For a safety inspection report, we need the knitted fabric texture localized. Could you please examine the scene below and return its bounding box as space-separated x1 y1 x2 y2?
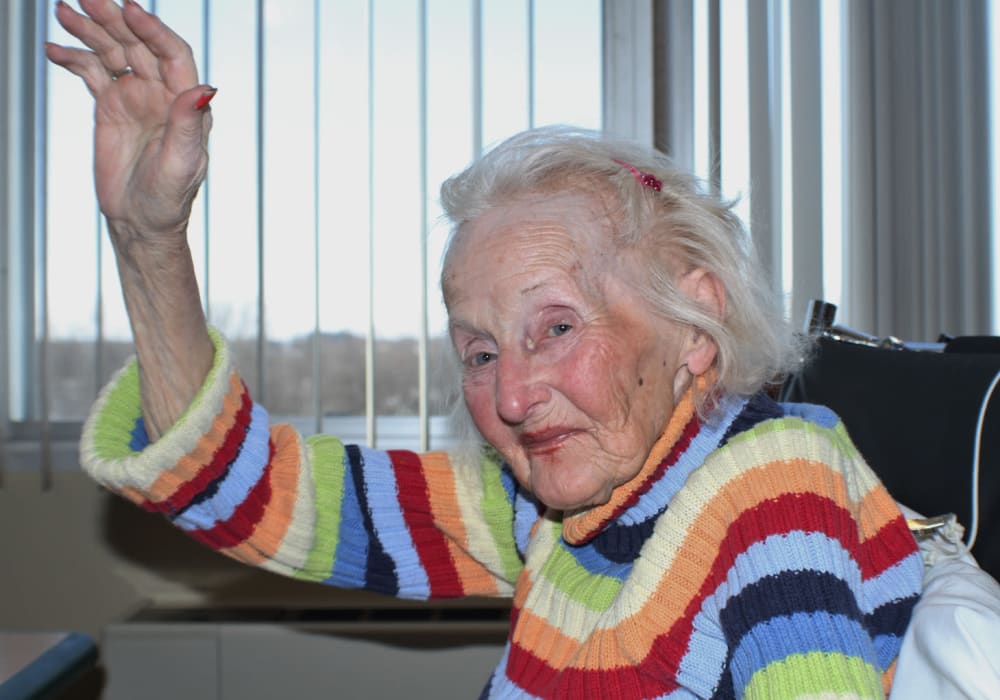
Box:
80 330 923 699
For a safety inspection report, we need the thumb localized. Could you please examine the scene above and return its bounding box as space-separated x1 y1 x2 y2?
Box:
160 85 217 173
163 85 217 157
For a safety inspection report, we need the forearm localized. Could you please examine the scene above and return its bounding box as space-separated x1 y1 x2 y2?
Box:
112 226 213 441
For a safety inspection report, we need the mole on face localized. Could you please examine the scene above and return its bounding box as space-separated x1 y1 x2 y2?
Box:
638 377 644 387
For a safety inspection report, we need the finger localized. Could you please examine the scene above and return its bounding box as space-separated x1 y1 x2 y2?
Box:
54 0 130 75
77 0 159 81
45 42 114 96
120 1 199 93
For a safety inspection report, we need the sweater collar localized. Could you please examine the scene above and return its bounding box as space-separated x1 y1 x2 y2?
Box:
561 383 701 546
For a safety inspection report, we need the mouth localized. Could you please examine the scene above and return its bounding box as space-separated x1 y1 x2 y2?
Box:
519 427 580 456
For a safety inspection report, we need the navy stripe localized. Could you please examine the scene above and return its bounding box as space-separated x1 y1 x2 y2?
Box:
720 392 785 447
710 664 736 700
591 517 658 563
864 594 919 639
346 444 400 596
718 570 863 644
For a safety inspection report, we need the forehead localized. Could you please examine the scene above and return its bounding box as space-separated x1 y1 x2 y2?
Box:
442 192 613 300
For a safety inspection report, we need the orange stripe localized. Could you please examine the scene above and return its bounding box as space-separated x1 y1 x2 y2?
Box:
515 458 899 670
883 658 897 695
143 373 245 503
117 486 146 506
422 452 501 596
222 423 302 565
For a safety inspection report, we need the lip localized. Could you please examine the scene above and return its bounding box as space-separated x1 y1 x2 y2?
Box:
519 427 580 455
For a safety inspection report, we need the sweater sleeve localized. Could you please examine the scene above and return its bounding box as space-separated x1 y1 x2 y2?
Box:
79 329 527 600
700 414 923 699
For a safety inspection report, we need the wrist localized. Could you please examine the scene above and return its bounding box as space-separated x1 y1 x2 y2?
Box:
106 220 190 270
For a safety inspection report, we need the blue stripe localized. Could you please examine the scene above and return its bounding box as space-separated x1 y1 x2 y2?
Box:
861 550 923 613
345 444 399 595
326 448 369 587
728 611 879 693
498 462 517 505
872 631 904 671
360 446 430 599
720 531 862 603
513 490 540 558
173 403 270 531
676 616 729 697
781 401 841 429
558 539 631 580
129 416 150 451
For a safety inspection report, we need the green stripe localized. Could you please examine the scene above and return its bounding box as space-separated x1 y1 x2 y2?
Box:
743 652 882 699
479 454 524 584
541 521 621 611
90 327 229 460
725 415 863 462
295 435 347 582
91 360 142 459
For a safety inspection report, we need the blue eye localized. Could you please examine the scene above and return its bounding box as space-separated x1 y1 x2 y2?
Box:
548 323 573 337
470 351 495 367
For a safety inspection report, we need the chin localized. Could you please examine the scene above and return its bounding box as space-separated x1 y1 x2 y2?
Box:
531 477 613 512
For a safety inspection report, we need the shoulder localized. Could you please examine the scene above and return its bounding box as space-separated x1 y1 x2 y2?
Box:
717 394 863 464
697 393 888 513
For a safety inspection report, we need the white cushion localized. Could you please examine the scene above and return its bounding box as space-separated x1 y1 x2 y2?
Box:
890 505 1000 699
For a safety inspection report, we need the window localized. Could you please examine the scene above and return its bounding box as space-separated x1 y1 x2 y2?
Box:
5 0 994 482
3 0 601 477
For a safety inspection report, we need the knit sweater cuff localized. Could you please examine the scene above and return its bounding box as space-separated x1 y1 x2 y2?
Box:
78 327 234 495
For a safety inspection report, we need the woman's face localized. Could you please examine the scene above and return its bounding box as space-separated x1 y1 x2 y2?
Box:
444 192 694 511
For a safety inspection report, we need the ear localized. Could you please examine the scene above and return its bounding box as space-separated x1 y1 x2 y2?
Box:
677 268 725 376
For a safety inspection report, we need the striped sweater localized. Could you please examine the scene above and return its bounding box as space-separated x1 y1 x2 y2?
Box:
80 331 923 699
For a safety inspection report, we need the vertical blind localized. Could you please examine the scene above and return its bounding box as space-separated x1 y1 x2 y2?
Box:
10 0 600 485
4 0 996 487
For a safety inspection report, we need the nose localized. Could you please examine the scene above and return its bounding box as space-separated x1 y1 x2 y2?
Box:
495 350 548 425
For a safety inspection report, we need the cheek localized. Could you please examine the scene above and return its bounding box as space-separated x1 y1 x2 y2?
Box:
462 379 504 441
558 342 633 417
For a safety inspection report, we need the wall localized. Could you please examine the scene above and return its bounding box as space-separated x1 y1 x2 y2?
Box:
1 470 508 698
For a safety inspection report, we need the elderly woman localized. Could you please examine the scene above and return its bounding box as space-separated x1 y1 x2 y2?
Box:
48 2 923 698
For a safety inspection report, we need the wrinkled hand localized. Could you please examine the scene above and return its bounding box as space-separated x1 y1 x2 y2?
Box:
45 0 215 248
46 1 216 438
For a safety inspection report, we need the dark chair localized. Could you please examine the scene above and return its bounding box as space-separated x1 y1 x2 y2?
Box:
780 301 1000 580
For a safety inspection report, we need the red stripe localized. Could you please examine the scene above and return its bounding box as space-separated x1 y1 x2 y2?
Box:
186 439 276 550
142 383 253 515
389 449 464 598
504 491 916 696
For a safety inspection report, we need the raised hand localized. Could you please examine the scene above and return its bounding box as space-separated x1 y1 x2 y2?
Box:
45 0 216 246
45 0 217 438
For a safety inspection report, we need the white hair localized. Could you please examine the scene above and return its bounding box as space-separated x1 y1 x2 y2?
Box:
439 125 807 416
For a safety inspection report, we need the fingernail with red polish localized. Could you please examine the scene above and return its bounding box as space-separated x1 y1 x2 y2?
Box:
195 88 218 111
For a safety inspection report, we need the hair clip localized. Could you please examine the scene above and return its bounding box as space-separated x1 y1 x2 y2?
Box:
613 158 662 192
